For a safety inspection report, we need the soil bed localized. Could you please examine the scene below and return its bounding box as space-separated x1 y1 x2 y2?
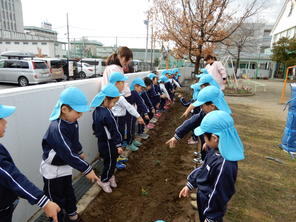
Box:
82 100 198 222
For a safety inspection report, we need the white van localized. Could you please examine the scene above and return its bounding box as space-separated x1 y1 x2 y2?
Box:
0 59 52 86
80 58 106 76
35 58 64 81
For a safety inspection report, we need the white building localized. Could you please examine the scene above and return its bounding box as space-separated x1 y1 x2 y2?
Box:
0 0 24 32
271 0 296 47
0 22 67 57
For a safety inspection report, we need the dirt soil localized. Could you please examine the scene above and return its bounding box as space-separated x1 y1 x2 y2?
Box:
82 80 296 222
82 95 199 222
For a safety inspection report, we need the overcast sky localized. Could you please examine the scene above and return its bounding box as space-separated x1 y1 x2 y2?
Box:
22 0 284 48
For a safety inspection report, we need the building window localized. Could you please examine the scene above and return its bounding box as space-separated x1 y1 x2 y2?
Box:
32 42 38 45
41 42 47 45
14 42 19 44
5 42 11 44
23 42 28 45
0 42 2 44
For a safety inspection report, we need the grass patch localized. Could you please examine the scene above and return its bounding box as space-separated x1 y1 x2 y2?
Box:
225 104 296 222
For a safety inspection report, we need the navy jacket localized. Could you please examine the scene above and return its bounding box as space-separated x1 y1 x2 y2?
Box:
0 144 49 211
41 119 92 176
154 84 162 95
165 81 174 94
126 90 149 115
147 85 161 108
92 106 122 148
187 148 238 221
141 90 154 111
174 111 206 140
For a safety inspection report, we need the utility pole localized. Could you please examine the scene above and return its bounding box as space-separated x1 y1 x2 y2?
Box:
144 19 149 63
150 25 154 70
66 13 70 59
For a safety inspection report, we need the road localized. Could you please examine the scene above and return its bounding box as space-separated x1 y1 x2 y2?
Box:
0 83 18 90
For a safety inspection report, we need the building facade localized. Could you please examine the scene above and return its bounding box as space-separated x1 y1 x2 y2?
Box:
271 0 296 46
0 0 24 32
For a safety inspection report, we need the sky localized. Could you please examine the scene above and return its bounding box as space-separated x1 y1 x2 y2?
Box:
21 0 284 49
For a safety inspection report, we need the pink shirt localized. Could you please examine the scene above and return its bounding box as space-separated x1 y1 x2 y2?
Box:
101 64 131 96
205 61 227 90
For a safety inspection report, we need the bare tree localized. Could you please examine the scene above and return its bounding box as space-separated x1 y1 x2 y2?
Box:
150 0 263 73
222 22 257 76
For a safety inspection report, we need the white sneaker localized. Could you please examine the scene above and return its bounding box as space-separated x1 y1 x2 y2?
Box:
97 180 112 193
109 175 117 188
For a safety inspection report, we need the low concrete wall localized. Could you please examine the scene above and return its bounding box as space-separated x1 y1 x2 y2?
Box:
0 67 193 222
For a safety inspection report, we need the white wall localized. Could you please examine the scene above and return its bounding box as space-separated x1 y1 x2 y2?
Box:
0 67 192 222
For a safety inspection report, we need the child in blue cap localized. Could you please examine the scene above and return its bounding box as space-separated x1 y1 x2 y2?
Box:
146 73 161 112
126 78 150 140
0 105 61 222
166 86 232 161
181 74 224 118
179 110 244 222
40 87 99 222
142 77 157 129
158 76 172 111
109 72 145 154
90 84 124 193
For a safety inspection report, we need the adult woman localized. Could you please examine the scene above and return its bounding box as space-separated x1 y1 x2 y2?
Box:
204 55 227 90
102 46 133 87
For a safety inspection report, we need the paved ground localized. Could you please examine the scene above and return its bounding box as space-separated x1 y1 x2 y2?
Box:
226 79 291 121
0 83 17 90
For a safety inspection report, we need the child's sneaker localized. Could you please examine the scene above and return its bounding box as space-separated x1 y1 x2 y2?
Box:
117 156 128 163
109 175 117 188
193 158 204 165
116 162 126 169
97 180 112 193
155 113 162 117
138 133 149 140
65 214 85 222
150 118 158 123
126 143 139 151
190 200 197 210
122 141 128 147
147 123 155 129
188 140 198 145
132 140 142 147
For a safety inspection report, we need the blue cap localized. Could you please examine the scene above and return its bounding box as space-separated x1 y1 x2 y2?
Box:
90 84 121 108
172 68 179 74
200 68 208 74
49 87 90 121
161 70 170 76
196 74 220 89
192 86 232 114
195 73 206 79
158 75 169 83
109 72 128 84
130 78 146 90
147 73 157 80
194 110 244 161
0 104 16 118
190 83 200 100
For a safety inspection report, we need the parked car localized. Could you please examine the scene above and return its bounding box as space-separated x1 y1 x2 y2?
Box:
77 62 96 78
0 59 52 86
80 58 106 76
35 58 64 82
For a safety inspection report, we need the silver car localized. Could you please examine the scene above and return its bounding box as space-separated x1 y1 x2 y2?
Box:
0 59 52 87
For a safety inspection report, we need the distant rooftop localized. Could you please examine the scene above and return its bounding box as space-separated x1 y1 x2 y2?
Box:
71 40 103 46
24 26 58 34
